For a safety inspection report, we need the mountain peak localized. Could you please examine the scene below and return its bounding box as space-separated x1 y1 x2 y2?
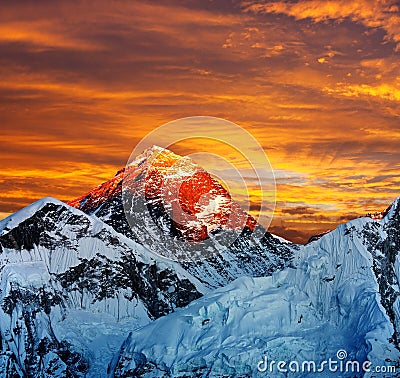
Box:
380 196 400 222
129 145 178 165
0 197 68 234
68 147 257 243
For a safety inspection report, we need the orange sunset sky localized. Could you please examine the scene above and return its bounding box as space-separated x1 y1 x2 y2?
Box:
1 0 400 243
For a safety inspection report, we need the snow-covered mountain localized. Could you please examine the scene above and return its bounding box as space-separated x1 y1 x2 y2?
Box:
68 146 294 288
68 146 258 243
0 146 293 377
0 145 399 377
0 198 205 376
109 198 400 377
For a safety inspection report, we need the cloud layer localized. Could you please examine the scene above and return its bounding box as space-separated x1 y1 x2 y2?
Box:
1 0 399 242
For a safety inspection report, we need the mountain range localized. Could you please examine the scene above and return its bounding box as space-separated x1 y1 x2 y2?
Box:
0 146 398 377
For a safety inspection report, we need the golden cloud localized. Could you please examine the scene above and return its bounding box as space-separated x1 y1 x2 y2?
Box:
243 0 400 50
324 82 400 102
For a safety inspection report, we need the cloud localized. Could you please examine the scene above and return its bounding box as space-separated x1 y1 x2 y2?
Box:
324 82 400 102
242 0 400 50
0 21 103 51
281 206 317 215
268 223 311 244
366 174 400 184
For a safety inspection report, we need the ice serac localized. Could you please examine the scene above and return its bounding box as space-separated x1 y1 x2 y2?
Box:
110 198 400 377
0 198 203 377
68 145 294 288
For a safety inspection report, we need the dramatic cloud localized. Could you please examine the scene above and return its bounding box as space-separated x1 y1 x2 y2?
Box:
242 0 400 50
0 0 399 242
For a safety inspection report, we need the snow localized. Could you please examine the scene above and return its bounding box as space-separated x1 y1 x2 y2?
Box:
269 233 292 244
1 261 50 290
54 309 146 377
